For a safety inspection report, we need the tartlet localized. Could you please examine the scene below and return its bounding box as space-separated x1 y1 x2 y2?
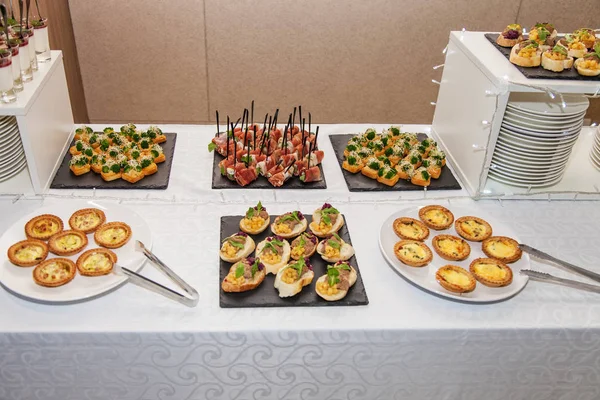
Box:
7 239 49 267
393 240 433 267
436 265 476 293
68 208 106 234
482 236 522 263
76 248 118 276
48 230 89 256
454 216 493 242
33 258 77 287
393 217 429 241
418 205 454 230
24 214 64 241
94 222 132 249
432 234 471 261
469 258 513 287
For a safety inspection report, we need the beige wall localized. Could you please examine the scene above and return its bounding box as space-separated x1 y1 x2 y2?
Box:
69 0 599 124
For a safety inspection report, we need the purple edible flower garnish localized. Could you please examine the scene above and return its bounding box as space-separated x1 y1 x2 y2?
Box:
236 231 248 237
297 211 305 220
304 258 313 270
321 203 333 210
504 29 520 39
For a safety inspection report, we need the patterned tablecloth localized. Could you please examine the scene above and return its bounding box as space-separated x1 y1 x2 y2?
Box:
0 125 599 400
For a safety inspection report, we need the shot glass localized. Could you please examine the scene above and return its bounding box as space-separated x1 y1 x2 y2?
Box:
0 49 17 103
19 26 38 72
33 18 50 63
8 41 23 92
10 31 33 82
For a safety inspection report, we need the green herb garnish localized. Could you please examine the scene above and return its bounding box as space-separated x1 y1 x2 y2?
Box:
421 170 430 180
235 264 245 278
321 206 339 225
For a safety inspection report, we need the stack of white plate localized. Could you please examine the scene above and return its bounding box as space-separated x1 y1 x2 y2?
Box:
590 126 600 171
489 93 589 188
0 116 27 182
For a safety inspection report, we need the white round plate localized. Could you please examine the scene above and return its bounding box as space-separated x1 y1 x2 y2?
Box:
497 132 579 149
0 124 19 139
0 201 153 304
488 171 564 188
495 141 573 158
0 142 25 163
379 206 529 303
0 150 25 173
500 124 583 140
507 93 589 116
0 158 26 182
496 136 577 154
492 149 570 168
504 108 586 124
490 163 566 179
503 115 584 131
490 166 564 182
502 118 583 134
499 127 580 142
0 128 22 148
0 118 17 131
590 154 600 171
491 154 569 171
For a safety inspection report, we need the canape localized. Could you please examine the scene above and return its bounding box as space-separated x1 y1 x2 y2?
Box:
68 208 106 234
393 217 429 241
256 236 291 275
94 222 132 249
270 211 308 238
454 216 493 242
7 239 48 267
148 126 167 144
574 52 600 77
290 232 319 260
376 165 400 186
315 261 358 301
25 214 64 241
496 24 523 47
541 45 574 72
573 28 596 49
239 201 270 234
316 232 354 263
101 159 122 181
150 144 166 163
76 248 118 276
309 203 344 238
411 167 431 187
74 125 93 141
510 41 542 67
69 154 90 176
122 160 145 183
393 240 432 267
33 258 77 287
396 160 415 180
274 257 314 298
140 155 158 176
482 236 522 263
48 230 88 256
418 205 454 230
361 156 382 179
432 234 471 261
220 231 255 263
222 257 266 293
342 151 363 173
436 265 476 294
422 159 442 179
469 258 513 287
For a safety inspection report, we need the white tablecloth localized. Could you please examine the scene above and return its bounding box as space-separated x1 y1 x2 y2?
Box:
1 125 599 400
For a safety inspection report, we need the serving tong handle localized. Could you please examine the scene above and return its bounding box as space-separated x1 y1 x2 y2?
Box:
520 270 600 294
519 244 600 284
117 241 199 307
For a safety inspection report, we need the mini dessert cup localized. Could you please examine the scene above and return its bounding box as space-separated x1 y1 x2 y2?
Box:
8 41 23 92
18 26 38 72
10 31 33 82
0 49 17 103
32 18 50 62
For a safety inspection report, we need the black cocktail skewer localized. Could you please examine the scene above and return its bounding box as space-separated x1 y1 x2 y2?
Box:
300 118 306 158
244 127 249 167
314 126 320 150
232 122 237 167
292 106 296 130
233 117 241 130
251 100 254 129
226 115 230 158
215 110 220 137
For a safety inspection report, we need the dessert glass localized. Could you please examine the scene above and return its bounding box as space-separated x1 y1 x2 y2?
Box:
33 18 50 62
10 31 33 82
8 41 23 92
0 50 17 103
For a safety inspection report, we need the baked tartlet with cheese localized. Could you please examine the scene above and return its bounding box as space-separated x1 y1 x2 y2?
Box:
48 230 88 256
76 248 118 276
33 258 77 287
393 217 429 241
482 236 522 263
436 265 476 293
68 208 106 234
25 214 64 241
393 240 433 267
418 205 454 230
94 222 132 249
432 234 471 261
7 239 49 267
454 216 493 242
469 258 513 287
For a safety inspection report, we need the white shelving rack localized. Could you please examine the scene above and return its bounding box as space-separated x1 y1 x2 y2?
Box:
0 51 74 195
432 31 600 200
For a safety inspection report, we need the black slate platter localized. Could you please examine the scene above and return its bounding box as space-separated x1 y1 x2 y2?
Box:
484 33 599 81
50 133 177 190
330 133 461 192
219 214 368 308
211 155 327 189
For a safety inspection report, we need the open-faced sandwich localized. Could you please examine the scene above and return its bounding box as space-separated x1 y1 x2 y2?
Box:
219 231 256 263
558 37 588 59
274 257 314 298
309 203 344 238
435 265 476 294
316 261 358 301
496 24 523 47
574 47 600 77
510 40 542 67
221 257 266 293
256 236 291 274
270 211 308 239
240 202 270 234
316 232 354 263
573 28 596 49
290 232 319 260
528 23 557 50
541 45 574 72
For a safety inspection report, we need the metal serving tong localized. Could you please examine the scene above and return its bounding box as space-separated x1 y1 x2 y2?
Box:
519 244 600 294
115 241 199 307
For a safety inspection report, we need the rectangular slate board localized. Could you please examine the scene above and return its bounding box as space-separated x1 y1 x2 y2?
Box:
50 132 177 190
212 155 327 189
219 214 368 308
330 133 462 192
484 33 599 81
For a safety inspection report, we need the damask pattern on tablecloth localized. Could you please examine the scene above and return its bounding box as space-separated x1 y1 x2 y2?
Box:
1 330 599 400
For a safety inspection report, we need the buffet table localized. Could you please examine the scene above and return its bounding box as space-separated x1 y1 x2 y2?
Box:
1 125 599 400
